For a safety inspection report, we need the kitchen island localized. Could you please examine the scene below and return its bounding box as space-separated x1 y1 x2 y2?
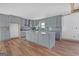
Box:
26 30 55 48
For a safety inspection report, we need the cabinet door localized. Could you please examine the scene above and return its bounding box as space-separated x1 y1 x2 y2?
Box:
0 31 9 41
0 15 9 27
55 32 61 39
38 32 50 48
32 32 38 44
26 31 39 44
49 32 55 48
26 31 29 40
0 27 10 41
56 16 61 29
30 32 35 42
26 31 32 41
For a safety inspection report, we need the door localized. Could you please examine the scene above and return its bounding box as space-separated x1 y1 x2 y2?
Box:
9 23 20 38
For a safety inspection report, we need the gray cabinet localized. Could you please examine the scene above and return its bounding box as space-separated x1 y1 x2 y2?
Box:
49 32 55 48
47 17 57 28
30 31 35 42
0 14 25 41
0 14 9 27
1 31 10 41
56 16 61 28
0 14 10 41
32 20 39 27
38 32 55 48
26 31 39 44
39 16 57 30
39 15 62 40
26 31 55 48
38 32 50 48
0 27 10 41
32 32 38 43
25 15 62 48
9 15 21 24
26 31 31 41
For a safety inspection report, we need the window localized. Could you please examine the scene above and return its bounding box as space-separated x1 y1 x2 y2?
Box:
41 22 45 28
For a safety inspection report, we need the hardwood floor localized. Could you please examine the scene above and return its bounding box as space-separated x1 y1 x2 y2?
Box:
0 38 79 56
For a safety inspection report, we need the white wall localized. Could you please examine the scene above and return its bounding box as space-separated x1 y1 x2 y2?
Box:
0 3 71 19
62 12 79 41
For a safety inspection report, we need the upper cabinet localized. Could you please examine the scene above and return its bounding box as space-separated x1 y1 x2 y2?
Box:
39 15 62 32
38 15 62 40
24 19 35 27
0 14 9 27
9 15 22 24
0 14 25 27
8 15 26 27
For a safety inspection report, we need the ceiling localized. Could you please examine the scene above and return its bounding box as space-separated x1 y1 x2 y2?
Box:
0 3 71 20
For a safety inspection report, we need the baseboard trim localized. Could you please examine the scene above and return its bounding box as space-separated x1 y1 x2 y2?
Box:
61 38 79 43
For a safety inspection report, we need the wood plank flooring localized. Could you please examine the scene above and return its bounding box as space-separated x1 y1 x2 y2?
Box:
0 38 79 56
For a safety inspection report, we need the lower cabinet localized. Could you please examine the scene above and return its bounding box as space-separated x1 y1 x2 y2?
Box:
38 32 50 48
26 31 32 41
38 32 55 48
55 32 61 40
26 31 38 43
49 32 55 48
26 31 55 48
0 31 10 41
32 32 38 44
